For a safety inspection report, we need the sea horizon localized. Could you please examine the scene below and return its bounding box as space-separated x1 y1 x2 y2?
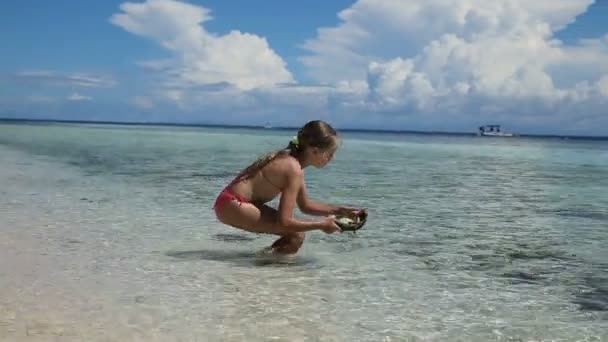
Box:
2 117 608 141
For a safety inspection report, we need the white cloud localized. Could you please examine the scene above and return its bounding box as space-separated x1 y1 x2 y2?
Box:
290 0 608 134
299 0 595 83
67 93 92 101
14 70 115 88
94 0 608 135
110 0 294 90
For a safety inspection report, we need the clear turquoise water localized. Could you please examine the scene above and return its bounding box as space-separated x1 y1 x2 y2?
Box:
1 122 607 341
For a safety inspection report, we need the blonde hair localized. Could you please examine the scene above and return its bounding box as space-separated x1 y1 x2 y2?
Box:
230 120 338 185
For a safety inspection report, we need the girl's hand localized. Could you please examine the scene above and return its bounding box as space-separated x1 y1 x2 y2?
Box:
320 216 341 234
336 206 364 219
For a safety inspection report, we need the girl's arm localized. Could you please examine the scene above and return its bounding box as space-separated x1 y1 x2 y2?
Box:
277 166 333 232
296 180 355 217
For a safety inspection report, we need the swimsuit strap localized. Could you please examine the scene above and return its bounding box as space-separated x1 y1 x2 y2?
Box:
260 170 282 191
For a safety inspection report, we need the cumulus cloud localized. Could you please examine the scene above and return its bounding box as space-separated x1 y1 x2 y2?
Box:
97 0 608 135
299 0 596 82
292 0 608 134
110 0 294 90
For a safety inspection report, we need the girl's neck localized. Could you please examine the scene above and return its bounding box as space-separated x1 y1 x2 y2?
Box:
291 151 312 169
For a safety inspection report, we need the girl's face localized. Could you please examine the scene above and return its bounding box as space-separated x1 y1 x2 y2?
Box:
310 143 337 168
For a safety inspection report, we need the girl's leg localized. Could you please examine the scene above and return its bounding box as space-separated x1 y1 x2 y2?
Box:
270 233 305 254
214 200 305 254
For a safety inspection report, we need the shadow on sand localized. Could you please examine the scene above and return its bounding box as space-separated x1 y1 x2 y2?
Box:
211 233 259 242
165 248 317 268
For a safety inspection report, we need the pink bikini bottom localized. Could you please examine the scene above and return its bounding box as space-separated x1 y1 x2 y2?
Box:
213 188 250 212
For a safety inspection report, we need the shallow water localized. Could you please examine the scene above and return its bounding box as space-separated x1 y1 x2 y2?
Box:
1 122 607 341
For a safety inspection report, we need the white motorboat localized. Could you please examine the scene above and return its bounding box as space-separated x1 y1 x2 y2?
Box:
477 125 516 137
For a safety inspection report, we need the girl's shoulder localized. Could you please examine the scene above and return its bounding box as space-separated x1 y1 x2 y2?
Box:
266 154 302 176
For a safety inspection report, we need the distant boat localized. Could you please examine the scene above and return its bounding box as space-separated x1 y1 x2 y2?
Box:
477 124 517 137
263 121 272 129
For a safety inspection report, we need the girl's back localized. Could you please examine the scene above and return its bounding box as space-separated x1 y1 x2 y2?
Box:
229 154 298 204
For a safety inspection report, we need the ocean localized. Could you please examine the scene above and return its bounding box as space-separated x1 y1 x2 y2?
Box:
1 121 607 341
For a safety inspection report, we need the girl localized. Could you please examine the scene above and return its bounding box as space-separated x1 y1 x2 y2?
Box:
213 120 363 255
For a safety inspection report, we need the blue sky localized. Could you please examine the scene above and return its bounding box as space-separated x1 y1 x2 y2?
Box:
1 0 607 135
